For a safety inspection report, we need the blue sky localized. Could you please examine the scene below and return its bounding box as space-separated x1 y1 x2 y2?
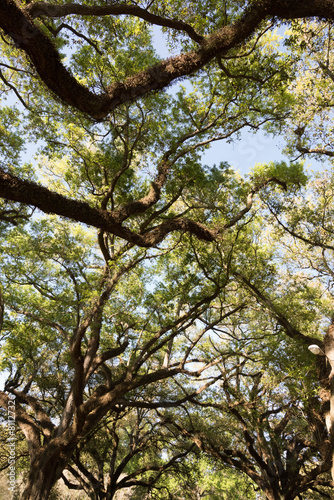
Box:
152 25 324 176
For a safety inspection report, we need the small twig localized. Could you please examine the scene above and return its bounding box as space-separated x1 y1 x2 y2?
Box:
0 62 34 76
47 23 103 55
0 69 32 110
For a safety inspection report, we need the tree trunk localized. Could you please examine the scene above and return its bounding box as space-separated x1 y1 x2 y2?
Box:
263 487 288 500
20 449 68 500
324 321 334 482
266 495 286 500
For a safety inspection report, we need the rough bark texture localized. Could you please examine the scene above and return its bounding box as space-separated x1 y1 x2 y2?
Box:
0 0 334 119
1 1 334 498
0 168 217 246
21 450 68 500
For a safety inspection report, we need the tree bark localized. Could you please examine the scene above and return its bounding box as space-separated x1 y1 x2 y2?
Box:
21 448 69 500
323 320 334 482
1 0 334 119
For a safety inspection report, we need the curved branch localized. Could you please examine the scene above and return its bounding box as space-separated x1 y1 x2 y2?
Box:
0 391 41 457
112 159 171 223
0 168 290 248
0 167 217 246
2 0 333 118
223 177 287 230
47 23 103 55
268 206 334 251
25 2 204 44
12 391 54 440
0 68 31 110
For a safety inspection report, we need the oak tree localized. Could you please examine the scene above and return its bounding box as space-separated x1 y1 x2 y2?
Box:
1 1 334 499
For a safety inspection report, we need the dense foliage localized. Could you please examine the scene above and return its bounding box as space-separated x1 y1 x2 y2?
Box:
1 1 334 499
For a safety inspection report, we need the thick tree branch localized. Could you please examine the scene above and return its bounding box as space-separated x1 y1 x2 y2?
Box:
12 391 54 441
0 168 217 246
0 391 41 458
0 168 289 249
297 145 334 157
2 0 334 118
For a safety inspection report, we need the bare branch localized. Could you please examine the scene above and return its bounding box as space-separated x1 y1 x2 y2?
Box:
25 2 204 44
47 23 103 55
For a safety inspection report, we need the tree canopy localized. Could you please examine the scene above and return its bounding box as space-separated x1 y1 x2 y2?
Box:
1 1 334 499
